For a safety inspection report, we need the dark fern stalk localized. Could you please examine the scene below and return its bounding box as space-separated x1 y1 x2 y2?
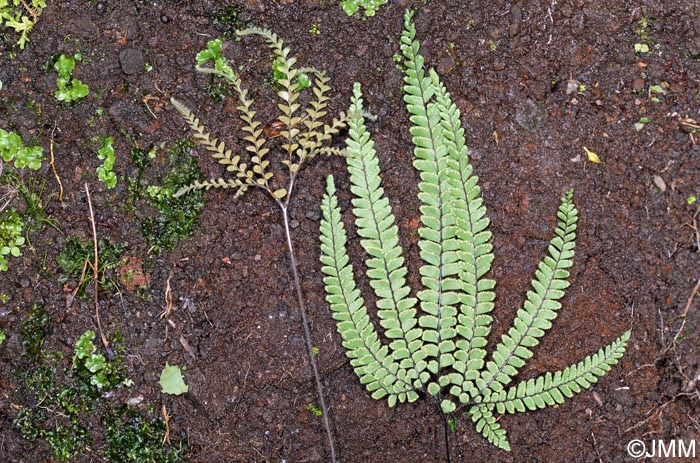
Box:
320 10 630 460
171 29 346 462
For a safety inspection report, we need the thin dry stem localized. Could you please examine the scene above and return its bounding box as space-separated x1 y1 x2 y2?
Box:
84 183 114 359
281 205 337 463
624 392 696 434
49 123 63 202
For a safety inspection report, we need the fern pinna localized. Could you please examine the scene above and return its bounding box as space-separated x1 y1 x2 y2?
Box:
320 10 630 457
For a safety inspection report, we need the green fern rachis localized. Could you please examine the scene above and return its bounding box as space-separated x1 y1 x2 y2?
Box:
320 10 630 453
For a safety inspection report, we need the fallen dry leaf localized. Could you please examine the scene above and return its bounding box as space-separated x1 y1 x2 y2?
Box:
583 146 603 164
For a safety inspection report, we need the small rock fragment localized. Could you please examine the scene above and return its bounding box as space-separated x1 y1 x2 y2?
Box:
566 80 580 95
509 2 522 37
631 78 645 93
437 55 455 75
653 175 666 192
119 48 145 76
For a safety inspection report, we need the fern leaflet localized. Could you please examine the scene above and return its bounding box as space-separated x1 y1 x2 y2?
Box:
320 176 420 405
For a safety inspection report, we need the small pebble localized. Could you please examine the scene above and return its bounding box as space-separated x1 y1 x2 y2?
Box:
119 48 144 76
437 55 455 75
631 78 645 92
305 210 320 221
653 175 666 192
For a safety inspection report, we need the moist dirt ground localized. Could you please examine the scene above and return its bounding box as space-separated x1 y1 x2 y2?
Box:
1 1 700 462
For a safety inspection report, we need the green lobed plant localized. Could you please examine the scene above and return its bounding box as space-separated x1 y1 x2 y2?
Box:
126 139 206 253
54 53 89 103
0 206 24 271
14 315 183 462
103 405 186 463
74 330 133 389
319 10 630 459
96 136 117 188
0 127 43 170
171 29 347 462
56 236 124 297
0 0 45 48
340 0 388 17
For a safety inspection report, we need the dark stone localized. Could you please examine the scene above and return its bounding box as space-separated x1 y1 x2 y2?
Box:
437 55 455 75
108 99 158 134
11 108 38 130
631 78 645 93
119 48 145 76
67 16 98 40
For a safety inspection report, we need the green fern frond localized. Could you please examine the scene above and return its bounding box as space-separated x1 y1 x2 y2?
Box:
401 9 462 409
230 78 273 188
477 189 578 395
322 8 629 455
470 404 510 451
173 27 348 463
171 98 243 171
344 83 423 374
486 330 630 414
320 176 419 406
237 27 303 162
173 178 249 199
430 69 496 401
298 73 348 162
173 30 346 205
304 73 331 133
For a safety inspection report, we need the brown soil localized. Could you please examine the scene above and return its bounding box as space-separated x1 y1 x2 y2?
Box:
1 1 699 462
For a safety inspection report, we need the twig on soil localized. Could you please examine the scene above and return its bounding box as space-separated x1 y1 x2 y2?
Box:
159 271 197 359
624 392 695 434
670 205 700 346
162 405 171 445
678 116 698 145
672 278 700 344
179 334 196 360
0 185 19 214
85 183 114 359
160 271 174 320
49 123 63 202
591 431 603 463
